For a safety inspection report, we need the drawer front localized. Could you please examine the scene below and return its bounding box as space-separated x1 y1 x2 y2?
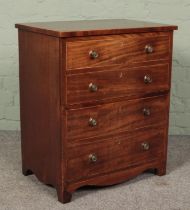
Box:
67 126 165 181
66 95 168 141
66 64 170 105
66 32 170 70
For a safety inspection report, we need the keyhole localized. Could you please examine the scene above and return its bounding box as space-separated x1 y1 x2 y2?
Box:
119 72 123 78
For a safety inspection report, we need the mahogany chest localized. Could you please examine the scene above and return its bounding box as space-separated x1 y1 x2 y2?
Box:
15 19 177 203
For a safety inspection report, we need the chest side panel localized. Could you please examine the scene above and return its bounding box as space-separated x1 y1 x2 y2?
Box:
19 30 61 187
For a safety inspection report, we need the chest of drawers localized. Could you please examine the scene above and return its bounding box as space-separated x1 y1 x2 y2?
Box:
15 19 177 203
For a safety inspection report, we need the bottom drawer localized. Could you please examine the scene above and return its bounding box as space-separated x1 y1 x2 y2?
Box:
66 126 166 182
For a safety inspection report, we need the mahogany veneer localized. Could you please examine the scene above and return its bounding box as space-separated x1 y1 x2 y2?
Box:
15 19 177 203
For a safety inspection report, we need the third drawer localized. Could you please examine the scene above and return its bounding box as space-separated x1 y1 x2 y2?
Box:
65 94 169 141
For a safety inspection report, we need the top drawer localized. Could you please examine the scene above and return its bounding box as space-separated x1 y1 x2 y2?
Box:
66 32 170 70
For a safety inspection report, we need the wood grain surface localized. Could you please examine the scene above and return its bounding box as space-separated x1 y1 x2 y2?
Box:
15 19 177 37
66 95 169 141
66 64 170 105
66 126 165 182
66 32 170 69
18 30 62 190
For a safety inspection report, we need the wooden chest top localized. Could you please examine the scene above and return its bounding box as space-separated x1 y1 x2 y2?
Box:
15 19 177 37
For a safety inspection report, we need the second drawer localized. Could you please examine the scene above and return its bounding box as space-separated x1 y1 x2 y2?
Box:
66 64 170 105
65 95 169 141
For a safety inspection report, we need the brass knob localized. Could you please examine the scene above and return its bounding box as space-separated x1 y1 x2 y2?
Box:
89 83 98 92
144 75 152 84
145 44 154 53
89 50 99 59
143 108 151 116
141 142 150 151
89 153 97 163
88 117 97 127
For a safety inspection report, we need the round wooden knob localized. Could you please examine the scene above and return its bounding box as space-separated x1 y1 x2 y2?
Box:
88 117 97 127
89 50 99 59
145 44 154 53
89 154 97 163
143 108 151 116
89 83 98 92
141 142 150 151
144 75 152 84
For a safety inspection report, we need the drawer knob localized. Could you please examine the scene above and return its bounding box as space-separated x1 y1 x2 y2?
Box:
89 83 98 92
145 44 154 53
144 75 152 84
89 153 97 163
89 117 97 127
141 142 150 151
89 50 99 59
143 108 151 116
